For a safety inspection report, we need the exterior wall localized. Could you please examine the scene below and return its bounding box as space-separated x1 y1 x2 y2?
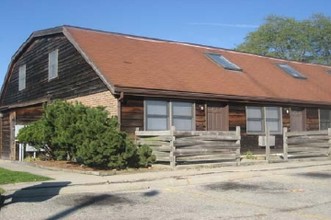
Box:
195 102 206 131
16 105 43 125
306 108 319 131
67 91 118 117
120 97 144 134
1 112 10 159
1 33 108 107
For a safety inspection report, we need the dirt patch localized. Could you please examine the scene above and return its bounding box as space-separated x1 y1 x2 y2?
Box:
29 160 161 176
32 160 98 172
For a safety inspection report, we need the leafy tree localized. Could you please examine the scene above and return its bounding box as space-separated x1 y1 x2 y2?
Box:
17 100 155 169
236 14 331 65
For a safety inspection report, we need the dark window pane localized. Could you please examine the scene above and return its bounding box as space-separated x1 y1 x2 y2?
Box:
277 64 306 79
206 53 242 71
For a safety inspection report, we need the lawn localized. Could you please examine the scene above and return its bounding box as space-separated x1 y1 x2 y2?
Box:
0 167 51 185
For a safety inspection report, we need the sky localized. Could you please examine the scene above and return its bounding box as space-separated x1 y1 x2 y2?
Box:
1 0 331 86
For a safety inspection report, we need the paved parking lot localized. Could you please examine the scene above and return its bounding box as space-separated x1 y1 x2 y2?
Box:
1 160 331 219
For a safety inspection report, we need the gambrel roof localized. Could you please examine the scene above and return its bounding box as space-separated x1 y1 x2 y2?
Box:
2 25 331 106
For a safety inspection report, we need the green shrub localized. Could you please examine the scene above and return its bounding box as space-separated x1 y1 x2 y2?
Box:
244 150 256 160
17 100 155 169
137 144 156 167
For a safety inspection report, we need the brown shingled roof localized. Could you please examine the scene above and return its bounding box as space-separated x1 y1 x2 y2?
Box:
64 26 331 105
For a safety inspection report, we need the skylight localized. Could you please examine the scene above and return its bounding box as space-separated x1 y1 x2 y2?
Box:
206 53 242 71
277 64 306 79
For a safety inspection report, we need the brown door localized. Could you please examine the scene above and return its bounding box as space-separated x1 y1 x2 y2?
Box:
207 103 229 131
290 108 306 131
1 113 10 159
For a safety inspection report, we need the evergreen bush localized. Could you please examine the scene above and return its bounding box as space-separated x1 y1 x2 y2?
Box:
17 100 155 169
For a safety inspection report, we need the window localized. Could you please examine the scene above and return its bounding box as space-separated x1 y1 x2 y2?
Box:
48 49 58 80
320 109 331 130
172 102 194 131
277 64 306 79
247 107 263 133
18 64 26 91
246 106 281 134
206 53 242 71
327 70 331 75
146 100 168 130
145 100 194 131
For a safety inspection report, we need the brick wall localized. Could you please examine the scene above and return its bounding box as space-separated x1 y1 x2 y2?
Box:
67 91 118 117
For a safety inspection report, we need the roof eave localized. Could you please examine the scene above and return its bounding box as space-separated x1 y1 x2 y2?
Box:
114 86 331 107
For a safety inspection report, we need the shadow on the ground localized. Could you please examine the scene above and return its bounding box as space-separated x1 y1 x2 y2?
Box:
0 181 71 208
297 172 331 179
46 189 160 219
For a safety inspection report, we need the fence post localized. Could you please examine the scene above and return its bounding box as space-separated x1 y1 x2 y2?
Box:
135 127 139 145
265 127 270 162
170 126 176 169
283 127 288 161
235 126 241 165
328 128 331 159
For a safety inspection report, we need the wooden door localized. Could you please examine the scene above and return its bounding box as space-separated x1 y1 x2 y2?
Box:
1 113 10 159
290 108 306 131
207 103 229 131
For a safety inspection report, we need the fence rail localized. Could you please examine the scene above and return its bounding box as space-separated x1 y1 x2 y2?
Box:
283 127 331 160
135 126 241 168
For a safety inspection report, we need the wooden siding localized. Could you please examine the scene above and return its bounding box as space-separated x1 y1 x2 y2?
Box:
282 108 291 129
195 102 206 131
229 104 246 132
16 105 43 124
1 34 108 106
120 97 144 134
1 113 10 159
306 108 319 131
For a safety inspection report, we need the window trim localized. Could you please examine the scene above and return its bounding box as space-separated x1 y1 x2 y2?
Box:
246 106 282 135
18 64 26 91
48 49 59 81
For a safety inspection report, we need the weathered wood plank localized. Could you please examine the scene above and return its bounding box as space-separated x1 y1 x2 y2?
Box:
174 140 240 148
174 131 236 137
287 130 328 137
177 154 237 162
135 130 172 136
174 148 237 156
176 135 239 141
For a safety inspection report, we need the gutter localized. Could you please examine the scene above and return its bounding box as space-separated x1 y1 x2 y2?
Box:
114 86 331 108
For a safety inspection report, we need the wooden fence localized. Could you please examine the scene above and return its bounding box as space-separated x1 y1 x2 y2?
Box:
283 127 331 160
135 126 241 168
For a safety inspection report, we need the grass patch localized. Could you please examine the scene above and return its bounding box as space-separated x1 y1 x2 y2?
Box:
0 167 51 185
0 187 4 195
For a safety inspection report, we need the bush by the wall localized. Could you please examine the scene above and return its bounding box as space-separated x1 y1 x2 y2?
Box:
17 100 155 169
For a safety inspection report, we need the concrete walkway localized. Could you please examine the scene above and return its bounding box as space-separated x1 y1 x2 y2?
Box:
1 159 331 196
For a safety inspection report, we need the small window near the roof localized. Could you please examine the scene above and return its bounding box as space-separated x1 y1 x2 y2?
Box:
206 53 242 71
277 63 306 79
327 69 331 75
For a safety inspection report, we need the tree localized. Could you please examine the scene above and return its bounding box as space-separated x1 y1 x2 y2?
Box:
236 14 331 65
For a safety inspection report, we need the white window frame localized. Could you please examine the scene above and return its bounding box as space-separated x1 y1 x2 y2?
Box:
18 64 26 91
144 100 195 131
319 109 331 130
246 106 282 134
48 49 59 81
